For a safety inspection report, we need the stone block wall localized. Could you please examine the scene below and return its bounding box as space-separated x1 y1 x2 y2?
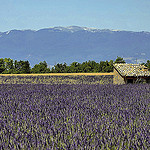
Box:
113 68 125 84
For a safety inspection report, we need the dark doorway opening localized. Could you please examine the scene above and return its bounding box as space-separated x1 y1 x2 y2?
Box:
127 79 133 84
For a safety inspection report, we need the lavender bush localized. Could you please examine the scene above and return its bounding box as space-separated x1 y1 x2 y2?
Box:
0 84 150 149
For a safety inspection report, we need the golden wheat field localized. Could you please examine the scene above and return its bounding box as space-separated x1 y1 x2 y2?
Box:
0 72 114 76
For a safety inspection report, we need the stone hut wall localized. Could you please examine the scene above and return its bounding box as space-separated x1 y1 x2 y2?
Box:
113 68 125 84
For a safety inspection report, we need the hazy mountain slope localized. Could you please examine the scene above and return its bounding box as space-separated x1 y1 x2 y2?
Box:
0 26 150 66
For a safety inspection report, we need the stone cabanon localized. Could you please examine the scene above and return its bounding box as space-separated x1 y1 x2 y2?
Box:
113 63 150 84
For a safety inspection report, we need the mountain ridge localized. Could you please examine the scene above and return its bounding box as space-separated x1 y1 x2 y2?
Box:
2 26 150 34
0 26 150 66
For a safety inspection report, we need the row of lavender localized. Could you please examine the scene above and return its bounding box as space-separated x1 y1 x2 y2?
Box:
0 75 113 84
0 84 150 149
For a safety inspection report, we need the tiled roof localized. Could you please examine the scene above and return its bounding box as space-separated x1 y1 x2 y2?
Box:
113 63 150 77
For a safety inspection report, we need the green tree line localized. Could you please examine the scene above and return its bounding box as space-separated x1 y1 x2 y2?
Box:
0 57 149 74
0 58 50 74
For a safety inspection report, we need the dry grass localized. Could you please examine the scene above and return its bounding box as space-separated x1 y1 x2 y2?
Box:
0 73 114 76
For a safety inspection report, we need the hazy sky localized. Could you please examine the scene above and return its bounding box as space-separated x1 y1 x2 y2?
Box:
1 0 150 32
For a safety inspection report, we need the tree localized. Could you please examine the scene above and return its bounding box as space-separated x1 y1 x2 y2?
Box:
2 58 14 74
51 63 67 73
144 60 150 71
108 60 114 72
50 60 115 73
70 62 81 73
80 61 92 73
87 61 98 72
22 61 31 73
0 58 5 73
99 61 107 72
31 61 50 73
114 56 126 63
13 60 31 73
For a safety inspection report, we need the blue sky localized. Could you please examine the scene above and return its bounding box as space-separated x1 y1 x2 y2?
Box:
1 0 150 32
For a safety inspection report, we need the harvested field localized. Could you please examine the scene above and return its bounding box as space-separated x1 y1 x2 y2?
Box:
0 73 113 84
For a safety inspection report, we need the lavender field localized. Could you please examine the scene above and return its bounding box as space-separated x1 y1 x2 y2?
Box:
0 83 150 149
